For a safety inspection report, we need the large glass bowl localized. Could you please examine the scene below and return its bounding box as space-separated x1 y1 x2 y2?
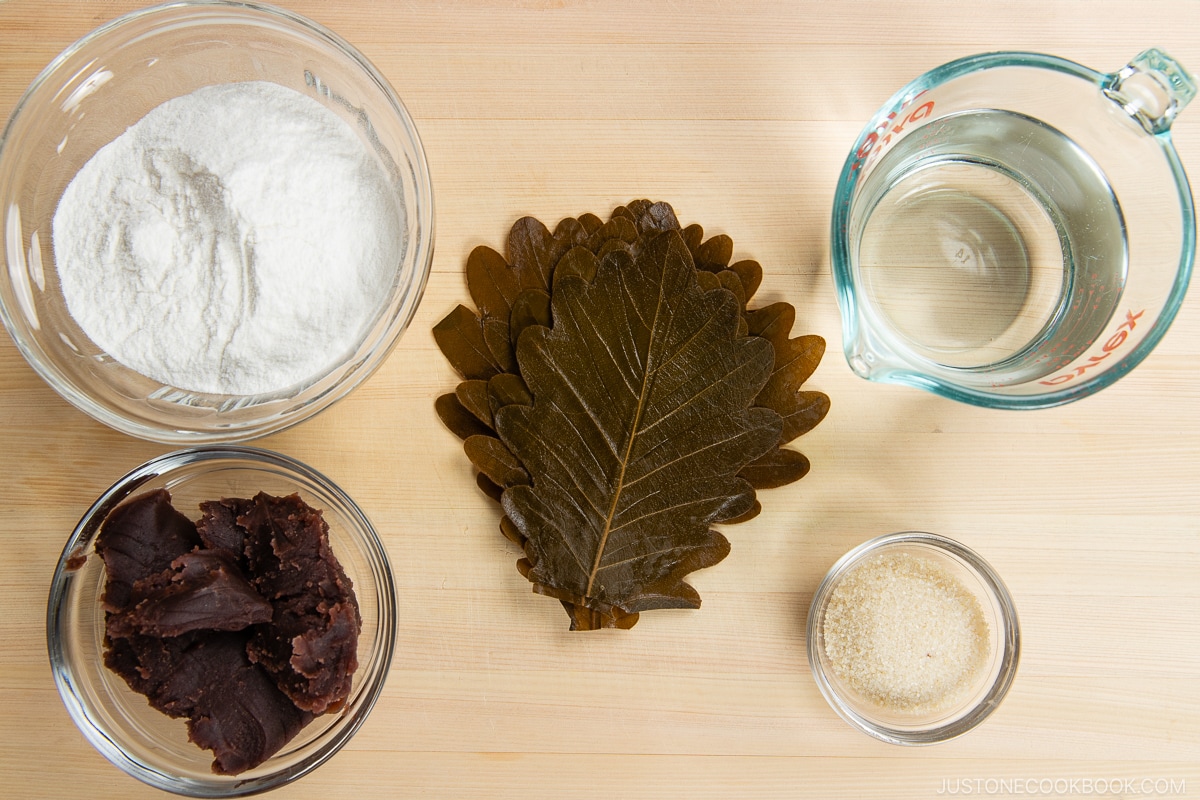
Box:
0 0 433 442
46 446 397 796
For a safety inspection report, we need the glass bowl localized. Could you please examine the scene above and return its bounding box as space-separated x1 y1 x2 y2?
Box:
806 532 1019 745
46 446 397 796
0 0 433 443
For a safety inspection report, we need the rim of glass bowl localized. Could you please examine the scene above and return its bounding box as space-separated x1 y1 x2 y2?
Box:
45 445 398 797
828 51 1195 410
805 531 1020 745
0 0 434 443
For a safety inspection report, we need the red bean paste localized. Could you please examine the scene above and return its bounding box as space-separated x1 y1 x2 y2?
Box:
95 489 361 775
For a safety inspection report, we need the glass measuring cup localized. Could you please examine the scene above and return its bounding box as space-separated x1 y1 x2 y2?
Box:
831 49 1196 409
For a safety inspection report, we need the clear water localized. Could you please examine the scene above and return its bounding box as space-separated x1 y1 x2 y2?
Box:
853 109 1128 382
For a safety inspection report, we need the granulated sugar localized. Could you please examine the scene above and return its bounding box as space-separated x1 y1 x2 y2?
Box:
53 81 401 396
822 551 991 713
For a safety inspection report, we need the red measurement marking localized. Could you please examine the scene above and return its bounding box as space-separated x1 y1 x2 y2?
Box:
1038 309 1145 386
849 93 933 176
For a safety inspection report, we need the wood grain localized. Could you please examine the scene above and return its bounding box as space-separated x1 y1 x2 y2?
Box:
1 1 1198 798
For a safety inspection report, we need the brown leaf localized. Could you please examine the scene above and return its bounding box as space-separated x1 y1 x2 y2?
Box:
434 201 829 629
694 233 733 272
508 216 587 290
496 231 781 628
434 393 492 441
488 373 532 416
780 390 832 444
456 381 493 428
717 269 746 310
695 271 721 293
738 448 811 490
432 305 505 381
439 217 589 379
584 216 640 254
450 207 828 460
576 213 604 234
729 259 763 303
500 515 525 546
566 605 640 631
482 315 517 374
613 199 682 236
478 474 504 503
465 245 523 320
722 499 762 525
746 301 796 343
552 247 600 289
464 435 529 490
746 302 830 444
509 289 552 348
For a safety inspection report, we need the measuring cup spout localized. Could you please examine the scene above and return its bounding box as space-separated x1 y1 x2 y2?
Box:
1102 48 1197 134
843 323 901 383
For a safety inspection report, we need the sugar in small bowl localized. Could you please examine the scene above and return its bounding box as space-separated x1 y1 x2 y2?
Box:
0 1 433 443
47 446 397 796
806 532 1019 745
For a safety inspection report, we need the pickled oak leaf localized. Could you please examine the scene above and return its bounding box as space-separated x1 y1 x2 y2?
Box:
432 380 499 453
488 373 532 414
436 375 534 496
551 247 601 291
464 245 521 320
577 213 604 235
612 199 681 237
738 448 811 491
722 498 763 526
439 217 587 379
471 215 589 320
496 230 782 629
438 202 764 383
733 302 830 489
566 604 640 630
746 303 831 443
457 380 493 427
584 216 640 254
434 393 492 440
730 260 763 301
509 289 552 347
718 271 747 313
612 204 763 306
434 201 824 512
694 233 734 273
695 271 750 337
508 215 589 291
432 305 506 381
515 550 645 630
464 435 528 490
477 473 504 503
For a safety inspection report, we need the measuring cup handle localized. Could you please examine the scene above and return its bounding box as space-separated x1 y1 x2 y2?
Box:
1103 48 1197 134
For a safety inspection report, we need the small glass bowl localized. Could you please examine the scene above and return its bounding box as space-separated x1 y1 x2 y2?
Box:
0 1 433 443
806 532 1019 745
46 446 397 797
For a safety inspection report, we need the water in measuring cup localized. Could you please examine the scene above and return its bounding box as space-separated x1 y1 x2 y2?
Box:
854 109 1128 382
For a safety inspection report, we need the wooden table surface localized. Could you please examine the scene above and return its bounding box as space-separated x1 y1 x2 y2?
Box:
2 1 1199 798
